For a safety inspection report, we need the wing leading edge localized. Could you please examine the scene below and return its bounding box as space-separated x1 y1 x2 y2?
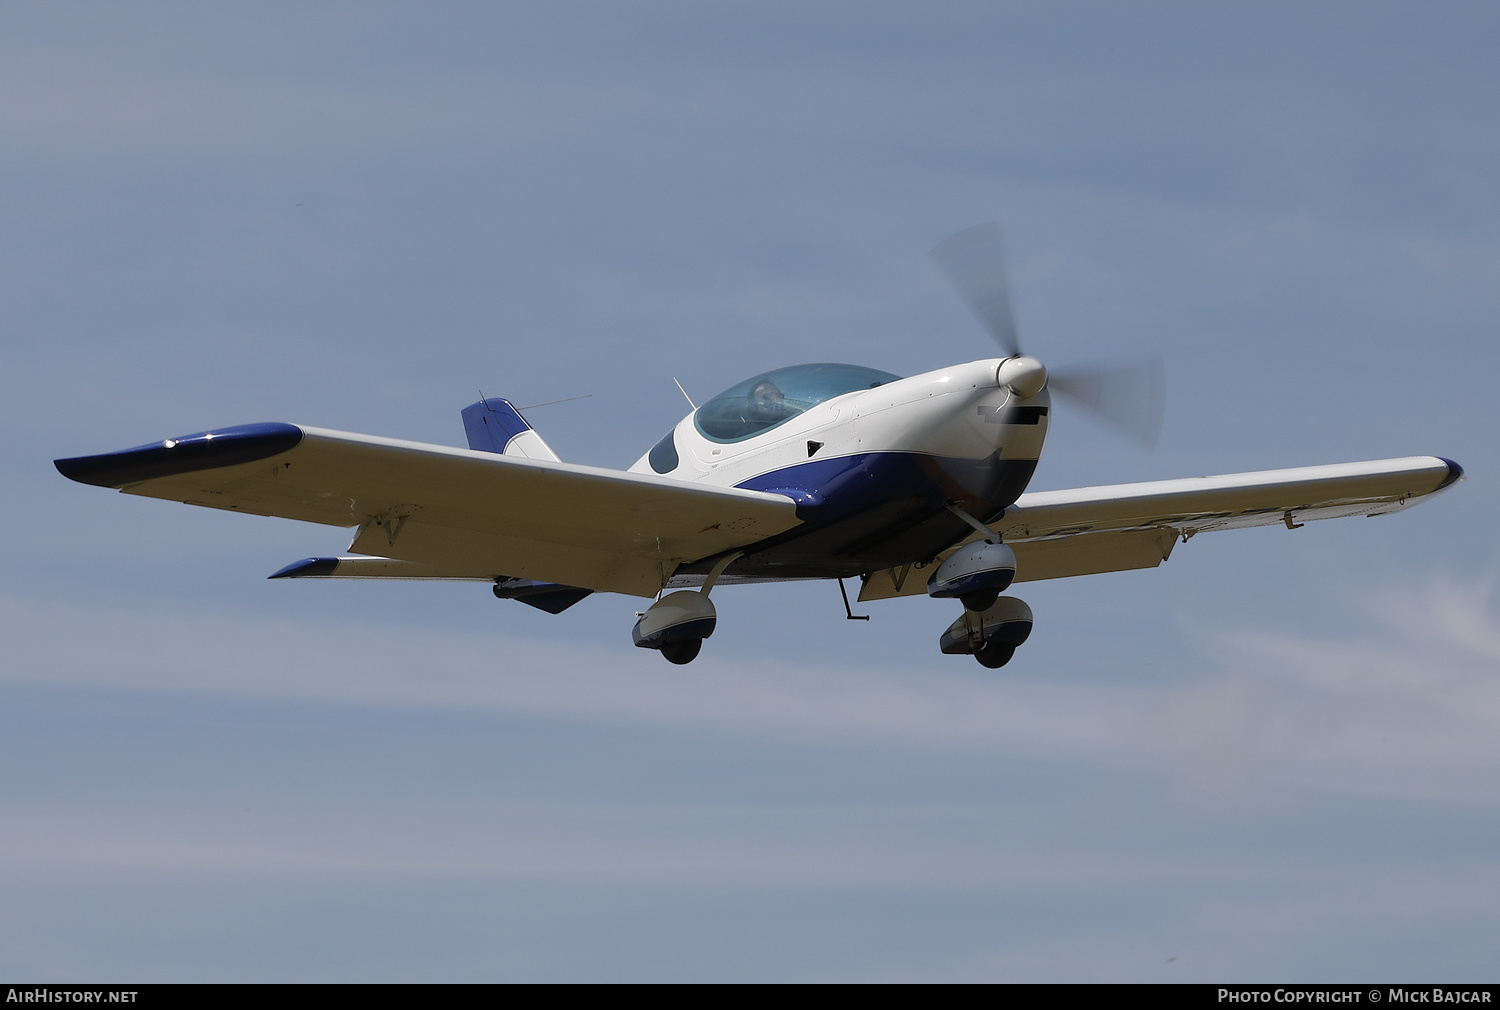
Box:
55 422 802 598
859 455 1463 600
57 429 1460 601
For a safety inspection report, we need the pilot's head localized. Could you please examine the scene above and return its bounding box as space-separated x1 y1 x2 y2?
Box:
746 380 785 423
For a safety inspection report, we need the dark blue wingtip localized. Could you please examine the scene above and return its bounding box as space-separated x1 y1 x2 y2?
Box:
1437 457 1465 491
269 557 341 579
55 422 304 488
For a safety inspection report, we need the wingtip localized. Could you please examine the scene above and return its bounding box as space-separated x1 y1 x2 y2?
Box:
1437 457 1465 490
55 423 304 488
54 455 114 487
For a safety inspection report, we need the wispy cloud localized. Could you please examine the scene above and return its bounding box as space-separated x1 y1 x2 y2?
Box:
9 564 1500 805
0 589 1130 751
1158 569 1500 803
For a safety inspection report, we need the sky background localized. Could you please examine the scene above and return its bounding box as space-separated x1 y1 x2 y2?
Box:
3 1 1497 982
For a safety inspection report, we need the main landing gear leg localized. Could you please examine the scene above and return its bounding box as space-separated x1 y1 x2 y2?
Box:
939 597 1034 669
631 553 742 665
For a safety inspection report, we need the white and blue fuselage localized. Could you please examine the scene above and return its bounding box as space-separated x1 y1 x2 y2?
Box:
626 358 1049 580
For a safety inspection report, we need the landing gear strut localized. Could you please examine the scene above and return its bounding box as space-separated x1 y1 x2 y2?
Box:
631 554 740 665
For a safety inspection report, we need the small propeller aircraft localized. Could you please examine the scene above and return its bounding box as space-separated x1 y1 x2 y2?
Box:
56 225 1463 667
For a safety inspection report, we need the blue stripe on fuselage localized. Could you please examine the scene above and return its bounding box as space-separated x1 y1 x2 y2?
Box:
701 450 1038 578
735 450 1022 523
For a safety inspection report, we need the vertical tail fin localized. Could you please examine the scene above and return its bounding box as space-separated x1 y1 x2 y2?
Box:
461 397 561 461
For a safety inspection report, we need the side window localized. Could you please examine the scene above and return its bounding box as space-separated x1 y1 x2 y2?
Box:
648 430 679 474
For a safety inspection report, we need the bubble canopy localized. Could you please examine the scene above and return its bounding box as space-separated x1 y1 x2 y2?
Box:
693 362 903 443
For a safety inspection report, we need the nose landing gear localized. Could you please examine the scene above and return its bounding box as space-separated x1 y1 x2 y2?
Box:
925 541 1017 608
924 525 1031 668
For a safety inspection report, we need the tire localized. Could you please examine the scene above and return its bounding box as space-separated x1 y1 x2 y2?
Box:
660 639 703 665
959 589 1000 612
973 642 1015 669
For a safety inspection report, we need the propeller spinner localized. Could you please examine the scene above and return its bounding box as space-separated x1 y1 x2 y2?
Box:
931 222 1165 449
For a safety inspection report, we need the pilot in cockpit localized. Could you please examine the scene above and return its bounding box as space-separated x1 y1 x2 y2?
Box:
745 380 787 424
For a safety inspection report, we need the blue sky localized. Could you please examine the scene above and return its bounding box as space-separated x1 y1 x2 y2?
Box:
4 1 1497 981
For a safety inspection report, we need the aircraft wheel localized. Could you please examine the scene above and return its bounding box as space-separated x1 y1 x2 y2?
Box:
973 642 1015 669
959 589 1000 612
660 639 703 665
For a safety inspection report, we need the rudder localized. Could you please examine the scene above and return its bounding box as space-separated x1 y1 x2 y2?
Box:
461 397 561 461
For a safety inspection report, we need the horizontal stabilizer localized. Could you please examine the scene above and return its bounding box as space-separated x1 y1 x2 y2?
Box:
271 557 593 613
269 556 499 580
491 577 594 614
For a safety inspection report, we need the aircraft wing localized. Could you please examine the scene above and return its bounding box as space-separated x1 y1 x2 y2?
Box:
55 422 803 598
860 455 1462 600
